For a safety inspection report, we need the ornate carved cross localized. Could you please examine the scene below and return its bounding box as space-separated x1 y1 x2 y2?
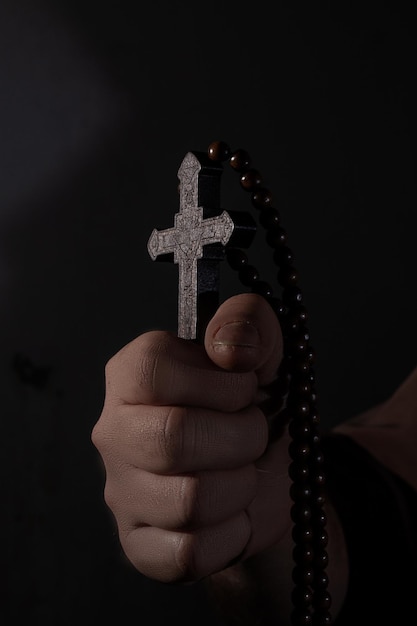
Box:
148 151 255 341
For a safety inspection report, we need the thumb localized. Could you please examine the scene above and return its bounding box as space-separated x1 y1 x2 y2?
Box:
204 293 284 385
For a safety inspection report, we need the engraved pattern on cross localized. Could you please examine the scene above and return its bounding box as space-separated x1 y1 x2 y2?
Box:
147 152 235 340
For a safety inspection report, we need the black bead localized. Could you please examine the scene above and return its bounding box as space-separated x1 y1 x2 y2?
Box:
289 441 310 461
311 610 332 626
289 419 311 440
266 226 287 247
278 266 299 287
292 524 314 543
238 264 259 286
292 566 314 586
291 503 312 524
289 461 309 481
283 286 303 306
291 586 313 607
293 544 314 564
274 245 295 266
290 482 312 501
251 280 273 298
226 248 248 269
313 590 332 610
291 608 312 626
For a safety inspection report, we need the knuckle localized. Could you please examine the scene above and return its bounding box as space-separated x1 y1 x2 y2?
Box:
103 482 118 513
159 405 188 471
175 474 201 527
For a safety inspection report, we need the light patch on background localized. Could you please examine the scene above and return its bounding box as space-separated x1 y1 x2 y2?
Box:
0 1 133 224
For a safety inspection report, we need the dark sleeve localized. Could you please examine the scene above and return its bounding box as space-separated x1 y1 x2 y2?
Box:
321 433 417 625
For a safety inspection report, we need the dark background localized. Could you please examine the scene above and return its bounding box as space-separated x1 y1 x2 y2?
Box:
1 1 416 624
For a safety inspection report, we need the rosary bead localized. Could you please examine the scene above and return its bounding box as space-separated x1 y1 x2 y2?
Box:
294 380 312 396
292 586 313 607
229 148 251 172
289 441 310 461
312 610 332 626
207 140 231 161
259 207 281 230
289 461 309 481
293 544 314 564
314 572 329 589
289 419 311 440
291 503 312 524
273 244 295 266
313 549 329 570
290 482 312 501
252 187 273 208
266 226 288 247
238 264 259 286
292 524 314 544
292 567 314 586
226 248 248 269
283 285 304 306
278 265 299 286
313 590 332 610
270 297 287 317
312 511 327 529
240 168 262 190
251 280 274 298
287 400 310 418
291 608 313 626
315 529 328 547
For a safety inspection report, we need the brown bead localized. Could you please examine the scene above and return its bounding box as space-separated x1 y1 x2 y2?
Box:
240 168 262 190
259 207 281 230
252 187 272 208
229 148 251 171
207 140 231 161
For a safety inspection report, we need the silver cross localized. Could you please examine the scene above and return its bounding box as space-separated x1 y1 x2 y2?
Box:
148 151 236 340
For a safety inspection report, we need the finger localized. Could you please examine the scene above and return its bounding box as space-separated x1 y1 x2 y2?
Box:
119 512 251 583
105 464 258 531
94 403 268 473
204 293 283 385
104 330 258 410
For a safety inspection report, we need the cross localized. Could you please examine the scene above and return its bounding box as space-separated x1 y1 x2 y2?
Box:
147 150 255 341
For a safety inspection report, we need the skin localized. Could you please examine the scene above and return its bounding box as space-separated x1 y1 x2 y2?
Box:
91 292 417 624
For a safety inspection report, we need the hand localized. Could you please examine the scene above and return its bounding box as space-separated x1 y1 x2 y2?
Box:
91 293 292 584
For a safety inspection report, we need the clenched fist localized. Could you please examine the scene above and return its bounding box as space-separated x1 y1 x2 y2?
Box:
91 293 292 584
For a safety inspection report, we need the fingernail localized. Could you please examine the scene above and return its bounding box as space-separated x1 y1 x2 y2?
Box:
212 321 261 350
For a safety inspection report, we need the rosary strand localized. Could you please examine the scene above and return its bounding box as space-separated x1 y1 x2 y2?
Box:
207 141 332 626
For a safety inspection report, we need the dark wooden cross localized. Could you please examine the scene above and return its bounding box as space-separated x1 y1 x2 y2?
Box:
148 150 255 341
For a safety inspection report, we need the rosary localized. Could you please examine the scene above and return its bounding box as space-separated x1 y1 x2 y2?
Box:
148 141 331 625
